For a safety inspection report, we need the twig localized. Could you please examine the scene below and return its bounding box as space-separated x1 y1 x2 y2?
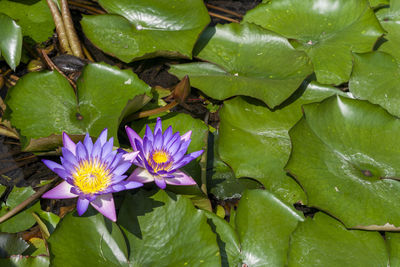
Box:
200 112 210 195
122 100 178 123
208 12 240 23
206 4 243 18
38 49 77 91
61 0 84 58
82 44 94 62
0 183 53 224
68 0 106 14
47 0 72 54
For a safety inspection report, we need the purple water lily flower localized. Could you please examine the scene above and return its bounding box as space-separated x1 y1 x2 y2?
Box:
124 118 203 189
41 129 143 222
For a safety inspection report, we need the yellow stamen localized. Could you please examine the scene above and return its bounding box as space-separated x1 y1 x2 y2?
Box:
152 150 170 164
73 159 111 195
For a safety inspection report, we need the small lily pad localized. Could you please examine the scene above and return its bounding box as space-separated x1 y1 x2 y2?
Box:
6 63 151 151
0 14 22 70
81 0 210 62
244 0 384 85
286 95 400 229
170 23 313 108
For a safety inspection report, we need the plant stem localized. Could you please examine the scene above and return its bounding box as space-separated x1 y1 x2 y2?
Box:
60 0 84 58
122 100 178 123
200 112 210 195
46 0 72 54
68 0 106 14
208 12 240 23
206 4 242 18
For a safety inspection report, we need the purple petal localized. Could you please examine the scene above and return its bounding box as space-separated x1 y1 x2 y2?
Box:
180 130 192 142
143 137 152 157
42 159 64 172
97 128 108 147
61 148 78 166
42 181 77 199
165 171 197 186
83 133 93 155
125 126 143 150
127 167 155 183
145 125 154 143
101 138 114 159
168 138 181 155
111 161 132 176
119 180 143 190
104 150 117 167
76 197 90 216
90 194 116 222
153 131 163 150
163 126 173 145
154 117 163 135
63 132 76 155
154 178 167 189
76 142 88 161
165 132 180 150
92 138 102 159
173 140 191 162
122 151 139 163
109 153 123 171
172 150 204 171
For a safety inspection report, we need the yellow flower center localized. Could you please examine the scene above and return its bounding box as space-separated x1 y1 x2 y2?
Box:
152 150 170 164
72 159 111 195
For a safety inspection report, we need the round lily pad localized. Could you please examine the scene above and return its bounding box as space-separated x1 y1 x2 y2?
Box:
170 22 313 108
6 63 151 151
288 213 388 267
81 0 210 62
286 95 400 229
218 82 346 204
244 0 384 85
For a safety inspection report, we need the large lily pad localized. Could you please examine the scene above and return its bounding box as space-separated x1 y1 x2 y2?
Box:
286 95 400 229
349 51 400 118
376 1 400 62
48 209 129 267
118 190 221 266
170 23 313 108
0 256 49 267
236 189 303 267
287 213 388 266
81 0 210 62
386 232 400 266
6 63 151 151
218 82 346 204
0 0 54 43
0 14 22 70
244 0 383 85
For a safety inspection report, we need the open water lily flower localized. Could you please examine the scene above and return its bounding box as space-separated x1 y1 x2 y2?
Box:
124 118 203 189
41 129 143 222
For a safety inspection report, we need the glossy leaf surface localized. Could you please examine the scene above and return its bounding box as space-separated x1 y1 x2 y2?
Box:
286 96 400 229
0 233 29 258
218 82 346 204
244 0 383 85
169 23 312 108
0 256 49 267
6 63 151 150
288 213 388 266
236 190 303 267
387 232 400 266
81 0 210 62
376 1 400 61
0 14 22 70
118 190 221 266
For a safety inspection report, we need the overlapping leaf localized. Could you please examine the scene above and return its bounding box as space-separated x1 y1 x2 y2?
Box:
6 63 151 151
169 23 313 108
376 1 400 61
218 82 346 204
349 51 400 117
81 0 210 62
386 232 400 266
118 190 221 266
286 95 400 229
0 14 22 70
288 213 388 266
244 0 383 85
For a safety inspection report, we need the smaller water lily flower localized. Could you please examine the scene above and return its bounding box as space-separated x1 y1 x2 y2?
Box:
124 118 203 189
41 129 143 222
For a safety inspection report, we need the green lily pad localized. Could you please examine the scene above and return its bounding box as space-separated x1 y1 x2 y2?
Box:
48 209 129 267
0 14 22 70
287 213 388 266
0 0 54 43
6 62 151 151
170 23 312 108
81 0 210 62
244 0 384 85
0 256 49 267
286 95 400 229
376 1 400 61
218 82 346 204
0 233 29 258
118 190 221 266
203 211 241 267
386 232 400 266
370 0 389 6
349 52 400 117
236 190 303 267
